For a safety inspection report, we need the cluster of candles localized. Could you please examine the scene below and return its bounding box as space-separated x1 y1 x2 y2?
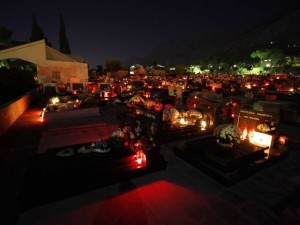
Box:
179 117 207 130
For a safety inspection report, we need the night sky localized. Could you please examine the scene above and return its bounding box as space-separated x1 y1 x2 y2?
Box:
1 0 293 68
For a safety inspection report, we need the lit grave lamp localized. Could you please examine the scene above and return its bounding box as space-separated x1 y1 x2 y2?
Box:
248 131 274 158
200 120 207 130
278 136 287 145
40 108 46 122
245 83 252 89
179 117 188 125
51 97 60 105
144 92 151 98
73 99 79 109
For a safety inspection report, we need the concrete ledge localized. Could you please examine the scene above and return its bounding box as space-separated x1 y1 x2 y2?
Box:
0 89 37 137
38 124 118 153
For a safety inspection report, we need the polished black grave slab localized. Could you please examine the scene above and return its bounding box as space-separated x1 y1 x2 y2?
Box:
173 136 288 186
19 142 167 211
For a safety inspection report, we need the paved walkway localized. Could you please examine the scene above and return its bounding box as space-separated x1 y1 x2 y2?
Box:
1 97 300 225
0 97 48 225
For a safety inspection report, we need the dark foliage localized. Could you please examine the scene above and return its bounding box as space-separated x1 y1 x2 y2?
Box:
0 68 36 105
29 12 52 46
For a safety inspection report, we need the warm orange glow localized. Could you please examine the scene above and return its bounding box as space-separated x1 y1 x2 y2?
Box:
200 120 206 130
245 83 252 89
40 108 46 122
51 97 60 104
179 118 187 125
248 129 255 140
241 128 248 140
278 136 287 145
143 92 151 98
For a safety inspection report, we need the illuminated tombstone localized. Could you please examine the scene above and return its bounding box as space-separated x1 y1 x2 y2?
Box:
234 108 280 158
185 93 217 129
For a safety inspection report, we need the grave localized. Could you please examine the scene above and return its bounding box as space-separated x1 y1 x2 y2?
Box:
173 108 289 186
159 94 217 143
19 103 167 211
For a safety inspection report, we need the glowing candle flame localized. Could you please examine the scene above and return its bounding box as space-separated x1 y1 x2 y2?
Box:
179 118 187 125
242 128 248 140
201 120 207 130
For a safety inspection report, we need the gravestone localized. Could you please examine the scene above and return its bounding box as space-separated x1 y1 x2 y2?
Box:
131 105 162 148
234 108 279 134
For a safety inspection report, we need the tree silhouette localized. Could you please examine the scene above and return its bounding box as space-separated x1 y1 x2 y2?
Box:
29 13 45 42
29 13 51 46
105 60 122 72
59 14 71 54
0 27 12 43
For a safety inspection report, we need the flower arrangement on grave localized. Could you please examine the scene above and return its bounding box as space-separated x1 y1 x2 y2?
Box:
144 99 156 109
213 124 242 146
128 94 145 105
162 105 180 123
136 132 156 152
134 120 157 151
143 99 163 111
183 110 203 125
153 102 163 111
90 139 111 153
108 127 126 148
107 122 155 152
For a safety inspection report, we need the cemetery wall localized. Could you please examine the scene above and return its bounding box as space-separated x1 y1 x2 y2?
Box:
0 89 37 136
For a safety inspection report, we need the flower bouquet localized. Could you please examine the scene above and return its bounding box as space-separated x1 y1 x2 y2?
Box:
90 139 111 153
162 106 180 123
128 94 145 105
213 124 242 147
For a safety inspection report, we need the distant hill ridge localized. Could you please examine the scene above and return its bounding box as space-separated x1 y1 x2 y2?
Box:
130 5 300 66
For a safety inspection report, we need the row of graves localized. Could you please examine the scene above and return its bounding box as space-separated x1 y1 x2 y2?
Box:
121 85 217 144
20 84 291 210
121 81 294 185
122 84 290 186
